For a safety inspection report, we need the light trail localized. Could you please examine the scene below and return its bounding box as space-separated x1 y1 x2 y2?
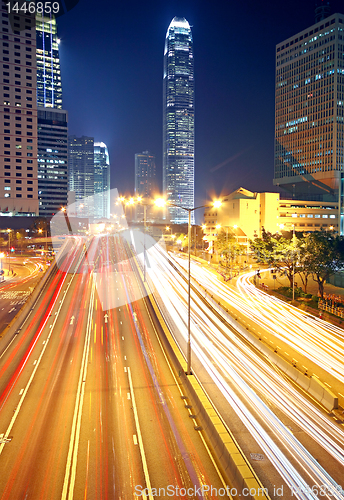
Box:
138 245 344 500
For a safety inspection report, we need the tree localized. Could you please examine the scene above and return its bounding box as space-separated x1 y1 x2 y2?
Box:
216 230 242 269
250 229 296 287
295 237 313 293
302 231 344 298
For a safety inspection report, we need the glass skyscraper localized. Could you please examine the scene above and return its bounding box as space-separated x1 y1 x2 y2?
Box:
36 15 62 109
94 142 110 219
274 10 344 230
68 136 94 218
163 17 194 224
36 14 67 218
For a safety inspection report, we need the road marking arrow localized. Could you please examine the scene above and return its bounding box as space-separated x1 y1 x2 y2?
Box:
70 316 75 325
104 313 108 324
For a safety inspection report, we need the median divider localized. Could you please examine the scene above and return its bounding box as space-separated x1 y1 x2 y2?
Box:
202 291 338 412
171 257 338 412
131 252 270 500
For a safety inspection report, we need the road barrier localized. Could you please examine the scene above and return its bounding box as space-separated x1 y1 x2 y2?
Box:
168 255 338 412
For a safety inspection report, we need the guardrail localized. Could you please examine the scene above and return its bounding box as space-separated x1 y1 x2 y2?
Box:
318 299 344 319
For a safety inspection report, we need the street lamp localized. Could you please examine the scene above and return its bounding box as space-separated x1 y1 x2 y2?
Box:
292 224 296 301
7 229 11 274
155 198 222 375
38 227 48 264
0 252 4 281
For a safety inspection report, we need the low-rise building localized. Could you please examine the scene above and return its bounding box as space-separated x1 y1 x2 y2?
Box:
203 187 338 247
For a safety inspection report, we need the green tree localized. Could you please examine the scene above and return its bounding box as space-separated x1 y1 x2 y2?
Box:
302 231 344 298
216 230 242 270
295 237 312 293
250 229 297 287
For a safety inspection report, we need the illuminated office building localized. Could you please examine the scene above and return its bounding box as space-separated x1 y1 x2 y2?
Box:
36 14 67 217
94 142 110 219
163 17 194 224
134 151 156 221
37 109 68 217
36 15 62 109
68 136 94 218
0 5 38 216
274 9 344 231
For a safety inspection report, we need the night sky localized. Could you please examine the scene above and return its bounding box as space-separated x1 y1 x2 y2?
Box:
57 0 343 219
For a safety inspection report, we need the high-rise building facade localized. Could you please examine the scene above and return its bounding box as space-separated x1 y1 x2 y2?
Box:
163 17 194 224
135 150 156 198
0 6 38 216
36 15 62 109
36 14 67 218
94 142 110 219
37 109 68 217
68 136 94 218
274 10 344 230
135 150 156 222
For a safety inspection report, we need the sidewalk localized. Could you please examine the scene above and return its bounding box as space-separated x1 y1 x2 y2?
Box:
256 268 344 298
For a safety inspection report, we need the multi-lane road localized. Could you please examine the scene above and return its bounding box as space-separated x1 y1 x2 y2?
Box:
0 257 45 336
140 246 344 500
0 236 226 500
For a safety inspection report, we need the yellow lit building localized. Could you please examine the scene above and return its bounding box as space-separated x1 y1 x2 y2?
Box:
203 187 338 245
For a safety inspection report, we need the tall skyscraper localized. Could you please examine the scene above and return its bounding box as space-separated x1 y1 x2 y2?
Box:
0 6 38 216
37 109 68 217
94 142 110 219
274 9 344 230
36 15 62 109
163 17 194 224
36 14 67 218
135 150 156 222
135 151 156 198
68 136 94 218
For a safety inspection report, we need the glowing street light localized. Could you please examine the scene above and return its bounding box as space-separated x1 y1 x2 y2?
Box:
155 198 223 375
0 251 4 280
7 229 12 274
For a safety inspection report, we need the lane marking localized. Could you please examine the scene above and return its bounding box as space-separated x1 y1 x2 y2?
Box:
62 280 95 500
0 249 80 457
127 366 153 500
127 393 131 400
133 434 138 445
19 389 23 396
122 336 124 340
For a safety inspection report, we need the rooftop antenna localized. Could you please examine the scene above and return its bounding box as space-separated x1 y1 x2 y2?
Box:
315 0 331 23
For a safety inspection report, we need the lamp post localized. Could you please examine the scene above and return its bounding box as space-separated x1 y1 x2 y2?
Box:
38 227 48 264
0 252 4 281
292 224 296 301
155 198 222 375
7 229 11 274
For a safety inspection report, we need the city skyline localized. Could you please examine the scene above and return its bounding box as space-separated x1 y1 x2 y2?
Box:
57 0 343 213
163 16 194 223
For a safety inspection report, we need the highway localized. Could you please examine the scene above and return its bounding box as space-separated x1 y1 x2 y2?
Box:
0 235 226 500
174 258 344 406
140 245 344 500
0 257 45 336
